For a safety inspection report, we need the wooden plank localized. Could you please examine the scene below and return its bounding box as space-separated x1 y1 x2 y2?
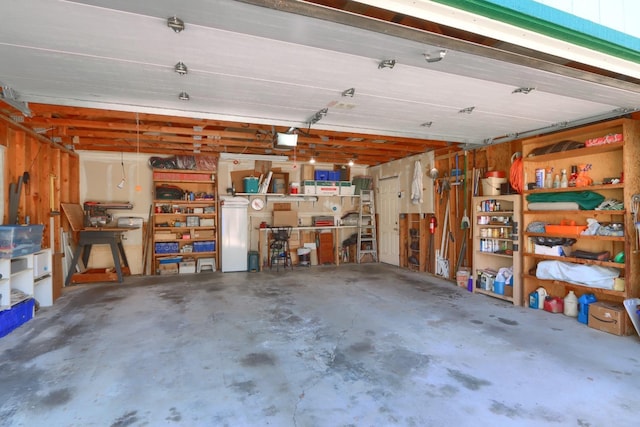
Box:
61 203 85 232
70 267 131 284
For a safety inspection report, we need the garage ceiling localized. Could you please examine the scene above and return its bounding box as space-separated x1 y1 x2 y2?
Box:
1 0 639 165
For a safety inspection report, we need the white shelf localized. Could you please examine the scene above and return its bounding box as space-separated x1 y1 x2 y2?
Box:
0 248 52 311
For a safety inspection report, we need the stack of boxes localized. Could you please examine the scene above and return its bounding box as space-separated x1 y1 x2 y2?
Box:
302 169 354 195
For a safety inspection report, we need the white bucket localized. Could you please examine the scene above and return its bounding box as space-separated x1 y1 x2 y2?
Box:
481 177 507 196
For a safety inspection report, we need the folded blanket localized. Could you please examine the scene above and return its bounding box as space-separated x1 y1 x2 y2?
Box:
526 191 605 210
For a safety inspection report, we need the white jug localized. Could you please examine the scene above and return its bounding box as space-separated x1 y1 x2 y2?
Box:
563 290 578 317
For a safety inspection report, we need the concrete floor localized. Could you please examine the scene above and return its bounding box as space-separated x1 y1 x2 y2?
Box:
0 264 638 427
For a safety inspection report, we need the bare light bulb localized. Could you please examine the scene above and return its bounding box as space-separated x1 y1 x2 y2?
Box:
117 179 125 189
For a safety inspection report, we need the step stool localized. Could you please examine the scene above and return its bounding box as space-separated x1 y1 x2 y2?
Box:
197 257 216 273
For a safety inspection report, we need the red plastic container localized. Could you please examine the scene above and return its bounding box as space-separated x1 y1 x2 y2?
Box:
544 296 564 313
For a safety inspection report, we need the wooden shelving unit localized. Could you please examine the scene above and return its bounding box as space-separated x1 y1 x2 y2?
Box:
151 169 218 274
521 118 640 304
472 195 522 305
399 213 431 273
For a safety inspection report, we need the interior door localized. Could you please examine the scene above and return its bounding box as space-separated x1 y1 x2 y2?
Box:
378 176 400 265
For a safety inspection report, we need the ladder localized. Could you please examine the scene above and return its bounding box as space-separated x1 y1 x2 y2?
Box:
357 190 378 263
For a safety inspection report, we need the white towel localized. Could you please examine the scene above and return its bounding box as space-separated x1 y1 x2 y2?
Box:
411 160 423 204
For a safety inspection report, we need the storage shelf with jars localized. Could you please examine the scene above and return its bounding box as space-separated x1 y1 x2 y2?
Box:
152 168 218 274
472 194 522 305
521 118 640 305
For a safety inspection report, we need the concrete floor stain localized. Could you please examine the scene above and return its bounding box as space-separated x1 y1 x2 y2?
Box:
40 388 72 407
110 410 139 427
240 352 276 366
497 317 518 326
447 368 491 390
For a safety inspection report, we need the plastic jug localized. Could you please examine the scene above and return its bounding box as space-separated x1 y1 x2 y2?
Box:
535 287 547 309
563 291 578 317
529 290 539 309
577 293 597 324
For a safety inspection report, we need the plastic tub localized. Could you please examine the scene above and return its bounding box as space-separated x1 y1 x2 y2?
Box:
481 177 507 196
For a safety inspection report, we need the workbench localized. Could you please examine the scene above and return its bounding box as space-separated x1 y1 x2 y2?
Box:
257 225 357 268
62 203 136 286
64 228 132 286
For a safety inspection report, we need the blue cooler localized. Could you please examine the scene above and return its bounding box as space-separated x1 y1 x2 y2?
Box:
243 177 259 193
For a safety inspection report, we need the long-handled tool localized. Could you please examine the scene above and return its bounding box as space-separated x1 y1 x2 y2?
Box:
457 153 470 272
436 194 451 278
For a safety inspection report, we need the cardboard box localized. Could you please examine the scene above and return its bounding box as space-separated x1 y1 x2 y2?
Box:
301 164 315 181
179 260 196 274
303 181 316 194
158 263 179 275
534 244 569 256
273 210 298 227
588 301 632 336
316 184 339 196
273 202 291 211
193 229 215 238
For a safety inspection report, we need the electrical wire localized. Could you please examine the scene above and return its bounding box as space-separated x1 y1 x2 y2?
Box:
509 152 524 194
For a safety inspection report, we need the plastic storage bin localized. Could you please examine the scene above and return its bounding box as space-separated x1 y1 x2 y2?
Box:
194 241 215 252
0 298 35 338
0 224 44 259
155 242 179 254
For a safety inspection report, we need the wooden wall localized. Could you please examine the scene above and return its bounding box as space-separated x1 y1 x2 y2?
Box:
432 141 521 276
0 114 79 300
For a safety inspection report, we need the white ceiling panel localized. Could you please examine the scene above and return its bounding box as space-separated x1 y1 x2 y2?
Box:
1 0 639 147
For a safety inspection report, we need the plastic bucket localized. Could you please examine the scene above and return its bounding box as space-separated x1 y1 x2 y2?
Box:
493 280 505 295
456 270 469 288
481 177 507 196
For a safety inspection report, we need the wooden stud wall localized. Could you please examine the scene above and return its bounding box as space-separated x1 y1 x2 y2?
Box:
432 141 521 279
0 114 79 301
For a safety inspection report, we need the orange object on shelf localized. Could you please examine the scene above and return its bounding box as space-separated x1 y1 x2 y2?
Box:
546 220 587 235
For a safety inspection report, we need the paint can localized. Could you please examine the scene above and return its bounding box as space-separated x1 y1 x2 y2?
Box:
535 168 545 189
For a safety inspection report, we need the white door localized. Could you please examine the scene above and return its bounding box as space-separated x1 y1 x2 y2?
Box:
378 176 400 265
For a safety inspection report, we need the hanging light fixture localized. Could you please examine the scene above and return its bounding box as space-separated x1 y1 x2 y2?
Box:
178 91 190 101
348 159 354 167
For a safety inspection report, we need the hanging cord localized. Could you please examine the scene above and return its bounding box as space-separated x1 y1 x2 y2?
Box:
509 152 524 194
120 151 126 181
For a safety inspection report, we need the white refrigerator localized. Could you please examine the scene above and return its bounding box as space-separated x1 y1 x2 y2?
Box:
220 196 250 272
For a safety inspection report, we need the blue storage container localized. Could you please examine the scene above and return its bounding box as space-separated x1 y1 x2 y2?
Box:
0 298 35 338
155 242 179 254
314 170 329 180
0 224 44 259
194 241 215 252
328 171 341 181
